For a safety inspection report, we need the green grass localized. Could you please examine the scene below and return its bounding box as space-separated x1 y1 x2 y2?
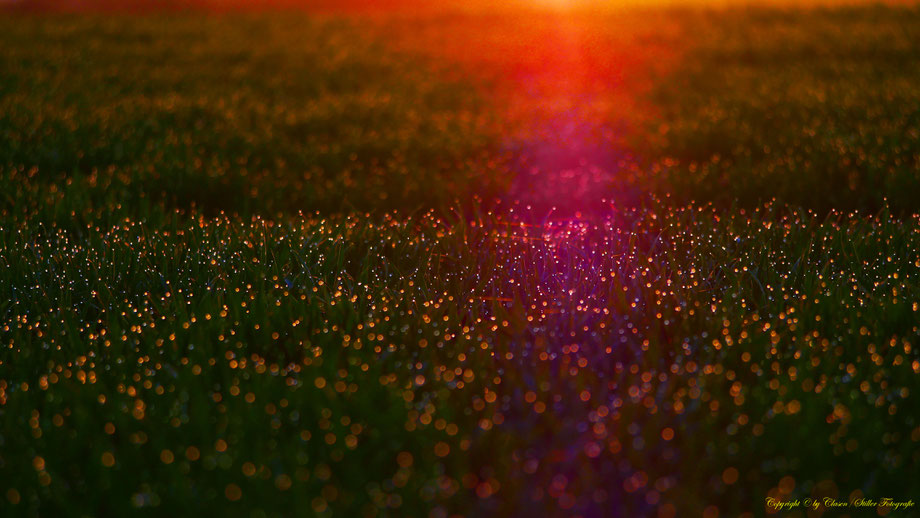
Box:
0 14 502 221
2 5 920 518
641 7 920 213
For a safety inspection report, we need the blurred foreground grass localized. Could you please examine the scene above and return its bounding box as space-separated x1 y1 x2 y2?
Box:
2 5 920 518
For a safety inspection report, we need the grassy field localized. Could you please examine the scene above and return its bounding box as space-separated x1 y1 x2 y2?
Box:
2 3 920 518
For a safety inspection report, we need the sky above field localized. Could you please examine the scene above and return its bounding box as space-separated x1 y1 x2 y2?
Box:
4 0 915 12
